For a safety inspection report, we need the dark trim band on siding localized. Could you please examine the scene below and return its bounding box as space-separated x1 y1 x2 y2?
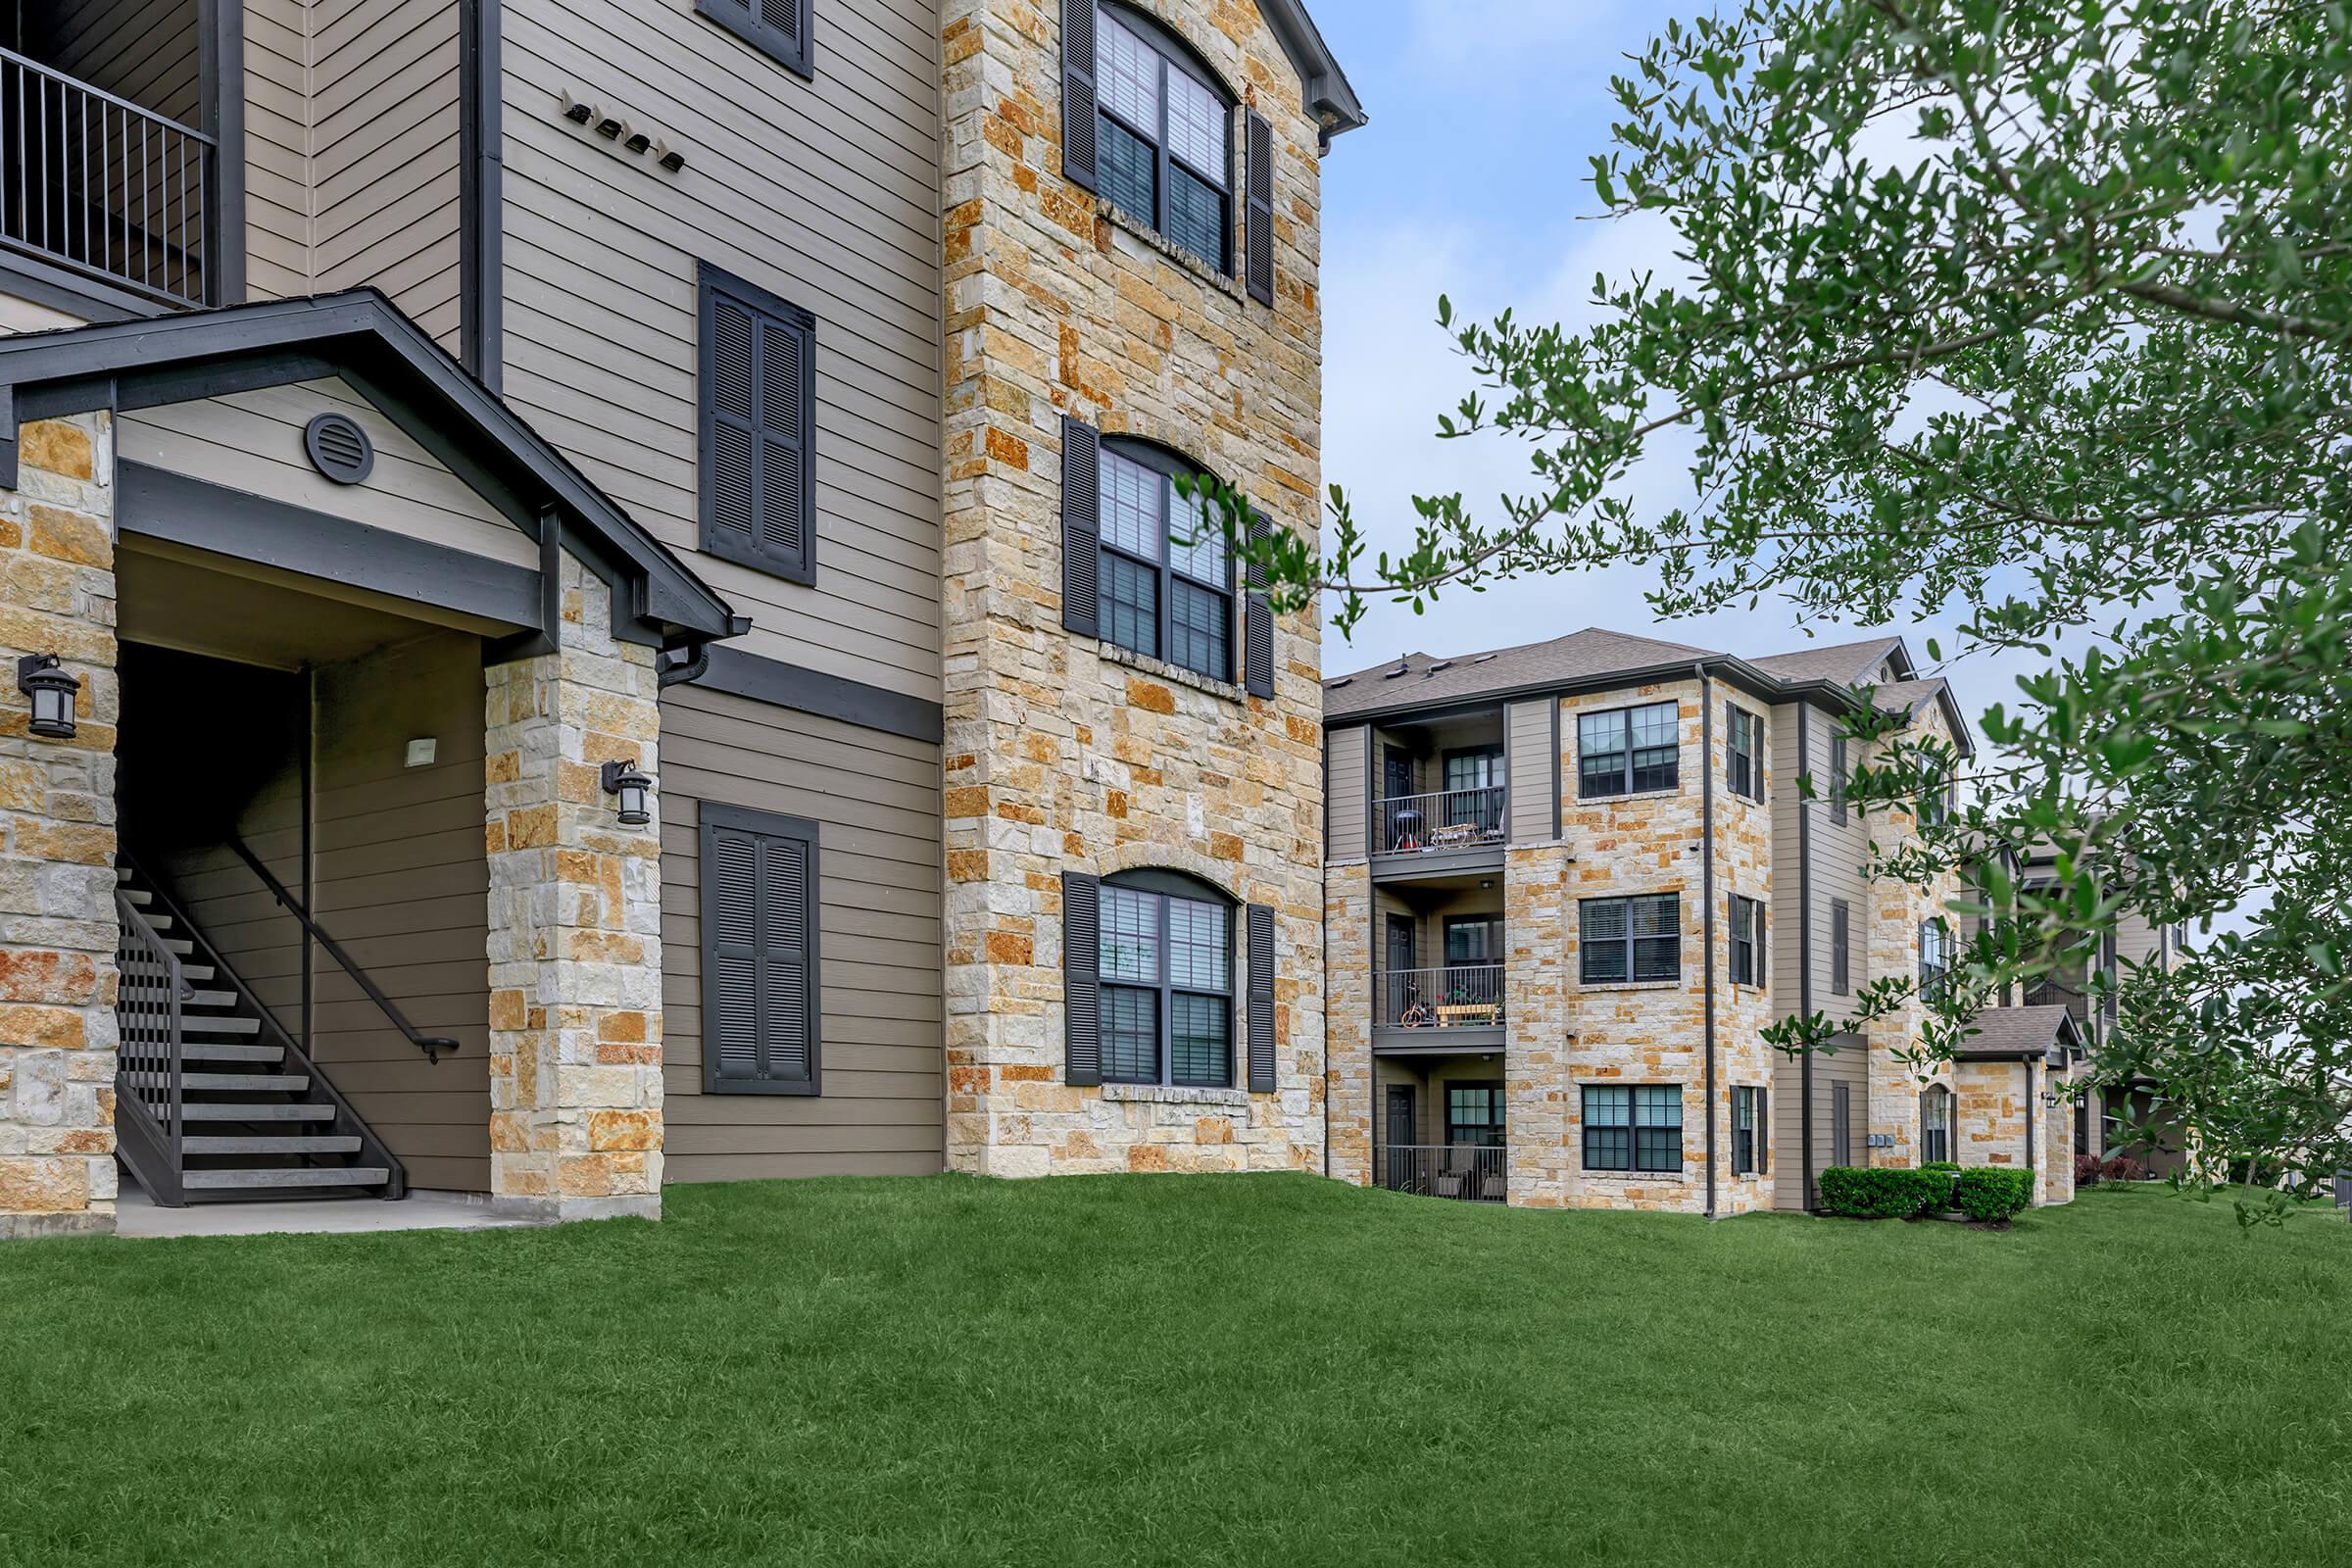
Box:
1697 663 1717 1218
0 254 170 322
0 291 742 644
1796 702 1815 1210
117 462 543 629
459 0 503 391
689 644 944 745
1549 698 1562 840
199 0 246 304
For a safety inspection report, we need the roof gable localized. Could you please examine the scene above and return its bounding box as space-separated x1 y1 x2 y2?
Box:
0 290 741 648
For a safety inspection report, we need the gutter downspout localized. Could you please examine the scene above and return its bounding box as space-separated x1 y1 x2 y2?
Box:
1697 662 1718 1218
658 639 713 688
1797 703 1814 1211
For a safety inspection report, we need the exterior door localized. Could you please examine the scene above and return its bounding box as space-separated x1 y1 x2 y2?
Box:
1381 746 1416 851
1384 913 1418 1026
1384 1084 1417 1188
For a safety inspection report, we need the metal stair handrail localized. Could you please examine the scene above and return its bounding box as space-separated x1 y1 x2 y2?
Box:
226 836 461 1064
113 886 184 1200
119 849 407 1202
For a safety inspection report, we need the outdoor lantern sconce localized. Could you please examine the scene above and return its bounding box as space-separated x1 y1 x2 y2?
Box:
17 655 78 739
601 759 653 826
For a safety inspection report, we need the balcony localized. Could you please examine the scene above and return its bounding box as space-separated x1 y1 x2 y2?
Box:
1375 1143 1506 1203
0 29 217 308
1375 963 1503 1033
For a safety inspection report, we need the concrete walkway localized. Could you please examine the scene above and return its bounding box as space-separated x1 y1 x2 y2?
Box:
116 1184 534 1240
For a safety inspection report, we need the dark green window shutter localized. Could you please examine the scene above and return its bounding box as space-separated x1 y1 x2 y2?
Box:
696 0 814 76
1759 1086 1770 1174
701 805 820 1096
1757 902 1767 984
1062 416 1101 637
1243 507 1273 698
1247 903 1276 1093
1063 871 1102 1086
1059 0 1099 192
1244 109 1275 306
699 264 816 584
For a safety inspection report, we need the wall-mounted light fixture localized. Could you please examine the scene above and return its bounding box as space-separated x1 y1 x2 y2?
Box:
601 759 654 827
17 655 78 739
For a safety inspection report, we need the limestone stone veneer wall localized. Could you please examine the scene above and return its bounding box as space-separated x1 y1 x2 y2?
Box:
939 0 1328 1176
0 416 121 1237
1863 699 1962 1167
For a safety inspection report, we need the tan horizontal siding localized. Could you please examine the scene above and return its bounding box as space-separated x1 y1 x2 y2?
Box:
117 377 534 568
498 0 943 703
657 684 944 1183
1506 699 1554 843
1327 725 1367 862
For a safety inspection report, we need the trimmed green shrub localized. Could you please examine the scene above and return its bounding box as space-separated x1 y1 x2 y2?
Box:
1818 1166 1950 1219
1921 1161 1961 1174
1952 1168 2034 1222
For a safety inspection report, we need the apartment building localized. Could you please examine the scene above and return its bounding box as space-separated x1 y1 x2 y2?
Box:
1322 627 2124 1214
0 0 1359 1236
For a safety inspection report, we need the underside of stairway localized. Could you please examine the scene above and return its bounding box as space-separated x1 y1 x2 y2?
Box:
114 857 406 1205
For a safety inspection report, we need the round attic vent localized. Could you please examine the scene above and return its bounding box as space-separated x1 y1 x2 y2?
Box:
304 412 374 485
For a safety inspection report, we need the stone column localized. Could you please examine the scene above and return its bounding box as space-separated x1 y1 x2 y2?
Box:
483 552 663 1222
0 416 121 1239
1504 844 1572 1207
1323 861 1370 1187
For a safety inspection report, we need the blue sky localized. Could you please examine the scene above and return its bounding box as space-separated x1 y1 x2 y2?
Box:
1305 0 2032 735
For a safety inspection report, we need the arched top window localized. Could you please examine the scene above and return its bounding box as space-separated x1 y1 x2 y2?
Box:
1096 435 1232 682
1920 1083 1955 1164
1094 3 1235 273
1099 867 1235 1088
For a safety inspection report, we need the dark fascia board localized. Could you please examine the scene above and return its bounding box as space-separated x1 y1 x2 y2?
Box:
1330 656 1787 731
0 253 172 323
119 462 542 630
1760 676 1979 760
0 289 742 648
1256 0 1366 141
689 644 944 746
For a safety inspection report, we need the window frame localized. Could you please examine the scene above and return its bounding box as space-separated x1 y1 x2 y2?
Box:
1831 897 1852 996
1579 892 1681 985
697 262 818 584
1731 894 1765 988
1727 705 1763 800
1095 436 1235 683
1921 1082 1954 1164
1577 701 1681 799
1733 1085 1768 1176
699 802 822 1098
1098 868 1237 1089
1582 1083 1685 1173
1919 915 1952 1002
695 0 814 84
1829 734 1849 826
1094 2 1234 274
1445 1081 1506 1149
1443 912 1503 968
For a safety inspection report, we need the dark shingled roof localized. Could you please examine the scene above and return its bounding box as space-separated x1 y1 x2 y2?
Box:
1323 627 1722 720
1954 1004 2084 1058
1748 636 1905 686
1870 678 1952 718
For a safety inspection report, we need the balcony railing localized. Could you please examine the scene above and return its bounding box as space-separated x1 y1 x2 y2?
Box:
0 46 214 306
1375 963 1504 1031
1376 1144 1506 1202
1375 786 1506 855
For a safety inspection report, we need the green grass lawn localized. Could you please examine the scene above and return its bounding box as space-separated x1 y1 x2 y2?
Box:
3 1176 2348 1567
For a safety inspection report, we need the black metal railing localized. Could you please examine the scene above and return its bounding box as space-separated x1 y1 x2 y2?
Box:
229 837 461 1063
1375 963 1505 1030
1376 1143 1506 1202
1375 786 1506 855
0 45 213 305
114 886 185 1200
